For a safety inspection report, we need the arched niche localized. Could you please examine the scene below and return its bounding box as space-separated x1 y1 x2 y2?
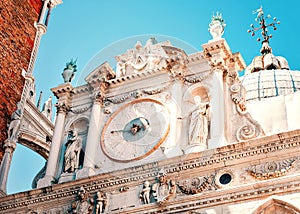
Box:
252 198 300 214
182 85 210 153
59 117 89 176
183 73 225 149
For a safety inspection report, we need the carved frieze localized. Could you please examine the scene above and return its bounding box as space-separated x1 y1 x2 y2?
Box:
66 187 107 214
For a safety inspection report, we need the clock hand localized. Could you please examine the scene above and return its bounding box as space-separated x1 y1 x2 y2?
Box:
110 129 129 134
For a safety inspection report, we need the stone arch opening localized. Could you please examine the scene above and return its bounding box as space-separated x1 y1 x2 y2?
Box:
252 198 300 214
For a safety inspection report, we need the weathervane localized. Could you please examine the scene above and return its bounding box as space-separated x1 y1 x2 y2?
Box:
247 6 280 55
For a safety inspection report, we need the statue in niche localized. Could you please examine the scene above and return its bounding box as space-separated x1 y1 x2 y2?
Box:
95 191 107 214
7 102 22 141
64 130 82 173
67 187 94 214
188 96 210 147
139 181 151 204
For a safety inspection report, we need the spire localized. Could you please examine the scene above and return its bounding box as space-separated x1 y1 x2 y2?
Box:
37 91 43 110
247 6 280 55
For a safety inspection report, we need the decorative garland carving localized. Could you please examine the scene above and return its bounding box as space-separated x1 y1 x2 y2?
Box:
105 90 142 104
183 70 213 83
70 104 92 114
105 81 172 104
143 82 172 95
177 175 215 195
247 158 297 180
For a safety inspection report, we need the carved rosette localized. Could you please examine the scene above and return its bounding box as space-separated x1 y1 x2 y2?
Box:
247 158 297 180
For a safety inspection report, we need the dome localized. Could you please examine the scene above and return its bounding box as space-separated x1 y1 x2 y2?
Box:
242 69 300 101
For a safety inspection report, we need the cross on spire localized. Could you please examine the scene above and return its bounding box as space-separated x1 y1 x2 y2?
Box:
247 6 280 55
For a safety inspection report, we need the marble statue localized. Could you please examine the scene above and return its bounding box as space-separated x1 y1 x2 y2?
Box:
64 130 82 173
140 181 151 204
189 96 210 147
67 187 93 214
7 102 22 141
95 191 106 214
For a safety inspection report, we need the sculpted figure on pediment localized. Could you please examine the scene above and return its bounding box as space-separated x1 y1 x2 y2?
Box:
115 38 167 77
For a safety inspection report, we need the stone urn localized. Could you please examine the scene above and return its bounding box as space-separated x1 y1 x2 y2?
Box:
62 59 77 83
209 13 226 40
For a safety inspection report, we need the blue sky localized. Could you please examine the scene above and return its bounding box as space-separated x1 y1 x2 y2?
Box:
7 1 300 194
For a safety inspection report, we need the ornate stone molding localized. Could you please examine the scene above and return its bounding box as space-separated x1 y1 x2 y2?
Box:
1 131 300 212
247 158 297 180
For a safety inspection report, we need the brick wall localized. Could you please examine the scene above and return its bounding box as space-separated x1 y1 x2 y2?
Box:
0 0 42 160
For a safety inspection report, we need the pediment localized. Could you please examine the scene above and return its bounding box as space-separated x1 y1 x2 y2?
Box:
84 61 116 84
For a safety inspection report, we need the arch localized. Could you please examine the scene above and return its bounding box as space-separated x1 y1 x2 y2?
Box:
252 197 300 214
65 116 90 136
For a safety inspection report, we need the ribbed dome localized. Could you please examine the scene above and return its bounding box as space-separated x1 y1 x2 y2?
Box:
242 69 300 101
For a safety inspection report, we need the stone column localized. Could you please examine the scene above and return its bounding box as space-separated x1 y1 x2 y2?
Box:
37 83 72 188
38 0 50 24
45 3 54 27
0 140 16 194
77 92 103 179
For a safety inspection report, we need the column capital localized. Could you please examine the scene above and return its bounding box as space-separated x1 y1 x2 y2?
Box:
55 102 70 114
93 91 105 106
3 140 17 153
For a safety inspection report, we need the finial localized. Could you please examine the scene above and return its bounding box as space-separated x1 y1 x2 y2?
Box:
209 12 226 40
247 6 280 55
62 59 77 83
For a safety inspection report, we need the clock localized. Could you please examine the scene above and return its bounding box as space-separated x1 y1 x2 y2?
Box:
101 98 170 162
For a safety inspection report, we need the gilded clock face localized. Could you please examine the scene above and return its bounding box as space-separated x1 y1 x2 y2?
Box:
101 98 170 162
